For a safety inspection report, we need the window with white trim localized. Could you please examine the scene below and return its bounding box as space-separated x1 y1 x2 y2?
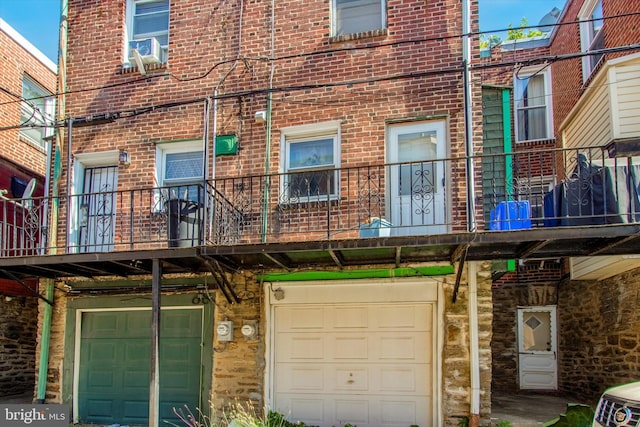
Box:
333 0 386 37
155 140 204 205
579 0 605 82
514 67 553 142
281 122 341 202
126 0 169 63
20 76 54 149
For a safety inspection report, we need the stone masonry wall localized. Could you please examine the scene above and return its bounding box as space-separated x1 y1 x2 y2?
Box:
558 267 640 403
441 261 493 427
211 272 264 417
0 295 38 397
37 265 493 426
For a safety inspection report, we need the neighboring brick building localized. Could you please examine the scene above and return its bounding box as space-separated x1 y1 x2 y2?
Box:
482 0 640 403
0 18 56 398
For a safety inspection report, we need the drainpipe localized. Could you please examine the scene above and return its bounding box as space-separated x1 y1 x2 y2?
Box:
202 98 211 243
462 0 477 232
468 261 481 426
261 0 275 243
36 0 68 403
35 284 54 403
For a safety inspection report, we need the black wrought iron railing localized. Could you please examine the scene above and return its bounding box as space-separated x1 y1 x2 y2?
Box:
1 145 638 257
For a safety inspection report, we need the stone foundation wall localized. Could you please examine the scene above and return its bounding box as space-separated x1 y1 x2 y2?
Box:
558 267 640 403
441 261 493 426
36 264 494 426
0 295 38 397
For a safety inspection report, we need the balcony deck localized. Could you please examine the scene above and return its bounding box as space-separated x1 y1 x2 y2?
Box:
1 146 640 282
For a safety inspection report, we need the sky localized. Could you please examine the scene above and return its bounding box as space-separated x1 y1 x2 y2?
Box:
0 0 567 64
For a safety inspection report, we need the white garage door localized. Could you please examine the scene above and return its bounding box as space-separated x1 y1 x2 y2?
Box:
271 282 436 427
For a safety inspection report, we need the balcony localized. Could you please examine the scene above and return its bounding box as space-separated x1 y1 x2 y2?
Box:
2 146 640 281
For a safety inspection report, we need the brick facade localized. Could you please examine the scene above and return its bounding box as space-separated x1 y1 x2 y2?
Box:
38 0 495 425
0 20 56 175
0 20 56 400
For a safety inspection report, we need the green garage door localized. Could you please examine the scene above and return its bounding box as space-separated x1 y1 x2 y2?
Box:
78 308 203 425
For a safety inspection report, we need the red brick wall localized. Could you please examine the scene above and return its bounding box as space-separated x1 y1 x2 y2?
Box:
63 0 480 234
0 26 56 176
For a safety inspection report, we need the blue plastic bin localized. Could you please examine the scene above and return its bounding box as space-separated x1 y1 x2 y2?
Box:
490 201 531 230
359 218 392 237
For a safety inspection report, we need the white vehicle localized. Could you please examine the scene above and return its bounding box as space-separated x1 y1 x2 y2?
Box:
592 381 640 426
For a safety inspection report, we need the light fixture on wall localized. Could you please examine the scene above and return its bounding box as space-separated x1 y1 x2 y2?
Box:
119 150 131 166
255 110 266 124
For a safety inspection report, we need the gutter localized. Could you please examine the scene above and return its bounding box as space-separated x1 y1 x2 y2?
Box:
258 265 454 282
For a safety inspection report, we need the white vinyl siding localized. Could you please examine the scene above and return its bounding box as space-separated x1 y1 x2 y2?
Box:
613 61 640 138
560 55 640 148
562 73 610 149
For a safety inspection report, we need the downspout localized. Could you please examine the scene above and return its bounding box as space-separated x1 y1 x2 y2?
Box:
468 261 481 426
502 88 513 200
462 0 477 232
462 1 480 421
36 0 68 403
261 0 275 243
35 284 54 403
202 98 211 243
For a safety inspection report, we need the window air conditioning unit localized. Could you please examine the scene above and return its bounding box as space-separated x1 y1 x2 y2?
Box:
128 37 161 65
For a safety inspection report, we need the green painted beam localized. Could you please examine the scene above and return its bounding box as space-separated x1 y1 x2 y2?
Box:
259 266 454 282
502 88 513 200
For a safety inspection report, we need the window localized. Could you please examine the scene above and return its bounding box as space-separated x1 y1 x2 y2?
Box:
20 76 54 148
514 67 553 142
126 0 169 63
333 0 385 37
579 0 605 81
156 141 204 203
281 121 341 202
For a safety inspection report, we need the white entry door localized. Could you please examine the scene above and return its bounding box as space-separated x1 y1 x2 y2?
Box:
79 166 118 252
388 121 447 236
517 306 558 390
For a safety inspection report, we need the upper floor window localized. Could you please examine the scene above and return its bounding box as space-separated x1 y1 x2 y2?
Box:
126 0 169 64
20 76 54 149
579 0 605 82
281 121 341 202
514 67 553 143
333 0 386 37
